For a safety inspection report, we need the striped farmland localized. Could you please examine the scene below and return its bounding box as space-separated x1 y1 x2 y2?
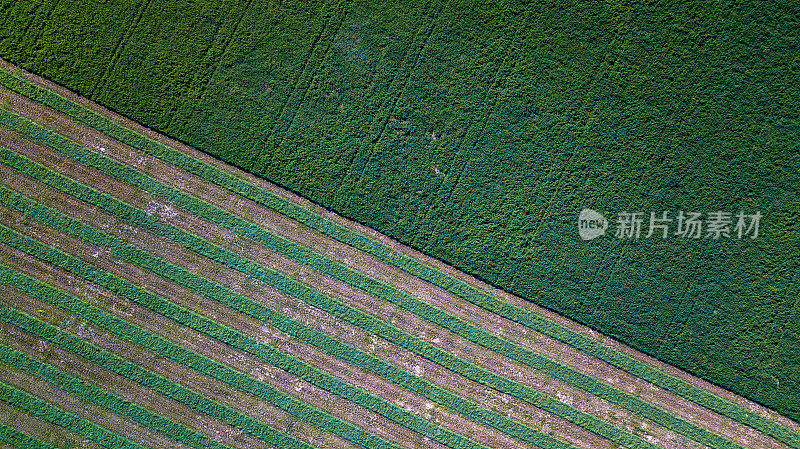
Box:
0 60 799 449
0 424 63 449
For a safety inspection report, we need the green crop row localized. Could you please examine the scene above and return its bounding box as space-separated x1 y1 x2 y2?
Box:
0 261 414 449
0 207 563 449
0 66 795 448
0 223 504 449
0 303 320 449
0 424 59 449
0 343 235 449
0 380 149 449
0 119 744 449
0 154 648 449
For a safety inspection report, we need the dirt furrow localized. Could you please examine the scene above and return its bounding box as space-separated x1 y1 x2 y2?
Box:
0 361 194 449
0 398 107 449
0 153 618 447
0 283 305 449
0 192 530 448
0 125 724 447
0 260 360 449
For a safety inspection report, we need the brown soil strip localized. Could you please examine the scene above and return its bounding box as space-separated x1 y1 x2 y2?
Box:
0 159 611 448
0 212 445 449
0 125 732 447
0 352 193 449
0 399 107 449
0 272 354 449
0 289 286 449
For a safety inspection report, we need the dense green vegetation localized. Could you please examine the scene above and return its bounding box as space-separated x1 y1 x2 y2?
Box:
1 72 797 448
1 0 799 425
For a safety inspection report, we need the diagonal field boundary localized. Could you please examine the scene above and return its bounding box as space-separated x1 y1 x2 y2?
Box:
0 105 763 449
0 166 592 449
0 63 798 448
0 112 749 448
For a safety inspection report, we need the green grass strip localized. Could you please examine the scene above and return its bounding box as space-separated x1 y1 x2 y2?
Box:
0 344 235 449
0 380 149 449
0 424 60 449
0 205 562 449
0 66 795 448
0 156 650 449
0 304 319 449
0 264 415 449
0 116 747 449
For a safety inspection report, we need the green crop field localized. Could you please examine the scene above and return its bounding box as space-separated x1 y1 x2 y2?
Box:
0 56 799 448
0 0 798 439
